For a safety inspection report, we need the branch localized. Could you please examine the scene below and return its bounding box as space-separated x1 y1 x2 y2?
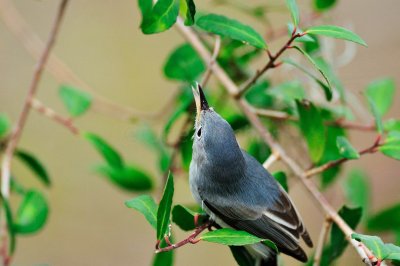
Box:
313 218 331 266
174 18 378 265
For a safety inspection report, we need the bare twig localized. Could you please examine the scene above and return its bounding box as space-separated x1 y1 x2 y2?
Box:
201 36 221 86
30 98 79 135
313 218 332 266
262 152 280 169
174 18 378 265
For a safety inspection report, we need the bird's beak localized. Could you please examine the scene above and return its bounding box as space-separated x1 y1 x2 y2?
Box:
192 82 209 122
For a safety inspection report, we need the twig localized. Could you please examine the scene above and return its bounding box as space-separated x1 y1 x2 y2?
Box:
174 18 378 265
262 152 280 169
313 218 331 266
304 136 382 178
155 220 211 253
201 36 221 86
30 98 79 135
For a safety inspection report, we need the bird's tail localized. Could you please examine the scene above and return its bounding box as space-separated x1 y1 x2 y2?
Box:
229 243 278 266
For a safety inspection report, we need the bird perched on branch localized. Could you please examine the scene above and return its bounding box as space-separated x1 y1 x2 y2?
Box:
189 83 313 265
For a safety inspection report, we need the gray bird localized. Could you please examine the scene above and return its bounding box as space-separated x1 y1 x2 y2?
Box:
189 84 313 265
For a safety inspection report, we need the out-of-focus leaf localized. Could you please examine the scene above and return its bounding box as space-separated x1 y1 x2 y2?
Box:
367 98 384 133
200 228 267 246
179 0 196 26
85 132 124 169
164 44 205 82
313 0 337 11
267 81 305 106
379 131 400 160
15 190 49 234
244 80 272 108
1 196 16 254
125 195 158 229
172 204 207 231
226 114 249 131
296 100 326 163
306 25 367 46
352 233 400 262
153 236 174 266
285 0 299 27
320 206 362 265
180 129 193 171
303 35 320 54
139 0 180 34
287 23 315 43
59 85 92 117
0 113 10 139
336 136 359 159
97 164 153 191
384 119 400 132
229 246 256 266
196 14 267 49
365 78 396 116
272 171 288 192
367 204 400 232
157 172 174 240
343 169 370 220
15 150 51 186
313 57 346 100
163 91 192 137
247 140 271 163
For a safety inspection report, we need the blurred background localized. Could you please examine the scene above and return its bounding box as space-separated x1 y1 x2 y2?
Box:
0 0 399 265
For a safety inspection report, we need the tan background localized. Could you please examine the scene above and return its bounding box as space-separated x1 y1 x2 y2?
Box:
0 0 399 265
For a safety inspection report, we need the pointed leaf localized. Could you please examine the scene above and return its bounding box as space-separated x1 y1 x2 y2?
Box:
125 195 158 229
0 113 10 139
15 190 49 234
84 132 124 169
306 25 367 46
196 14 267 49
343 169 370 219
351 233 400 262
157 172 174 240
15 150 51 186
313 0 337 11
367 204 400 232
139 0 180 34
384 119 400 132
272 171 288 192
366 98 384 133
336 136 360 159
379 131 400 160
287 23 315 43
285 0 300 27
59 85 92 117
179 0 196 26
200 228 265 246
296 100 326 162
1 196 16 254
172 204 207 231
365 78 396 116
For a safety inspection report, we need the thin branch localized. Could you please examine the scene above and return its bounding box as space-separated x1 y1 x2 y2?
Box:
201 36 221 86
262 152 280 169
174 18 378 265
313 218 332 266
30 98 79 135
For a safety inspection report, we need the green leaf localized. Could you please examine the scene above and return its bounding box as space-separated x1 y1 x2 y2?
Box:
313 0 337 11
15 150 51 186
125 195 158 229
306 25 367 46
157 172 174 240
336 136 360 159
367 98 384 133
285 0 299 27
97 164 153 191
226 114 249 131
247 140 271 163
196 14 267 49
180 129 193 171
379 131 400 160
84 132 124 169
272 171 288 192
287 23 315 43
384 119 400 132
296 100 326 162
352 233 400 262
290 46 333 101
15 190 49 234
59 85 92 117
244 80 272 108
172 204 207 231
179 0 196 26
139 0 180 34
200 228 265 246
0 113 11 139
365 78 396 116
164 44 205 82
343 170 370 219
267 81 305 106
163 91 192 138
367 204 400 232
1 196 16 254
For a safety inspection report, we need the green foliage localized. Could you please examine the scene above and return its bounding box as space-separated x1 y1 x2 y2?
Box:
244 80 272 108
285 0 300 27
125 195 158 229
306 25 367 46
0 113 11 139
59 85 92 117
15 150 51 186
2 196 16 254
200 228 275 247
296 100 326 163
247 139 271 163
196 14 267 49
385 119 400 132
164 44 205 82
336 136 359 159
343 170 370 219
171 204 206 231
287 23 315 43
179 129 193 171
14 190 49 234
138 0 180 34
380 131 400 160
179 0 196 26
272 171 288 192
352 233 400 263
367 204 400 232
267 81 305 106
313 0 337 12
153 240 174 266
157 172 174 240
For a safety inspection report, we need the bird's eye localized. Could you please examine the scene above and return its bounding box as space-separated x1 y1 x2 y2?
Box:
196 127 202 138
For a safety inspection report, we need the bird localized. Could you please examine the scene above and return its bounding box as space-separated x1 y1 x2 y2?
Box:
189 83 313 265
